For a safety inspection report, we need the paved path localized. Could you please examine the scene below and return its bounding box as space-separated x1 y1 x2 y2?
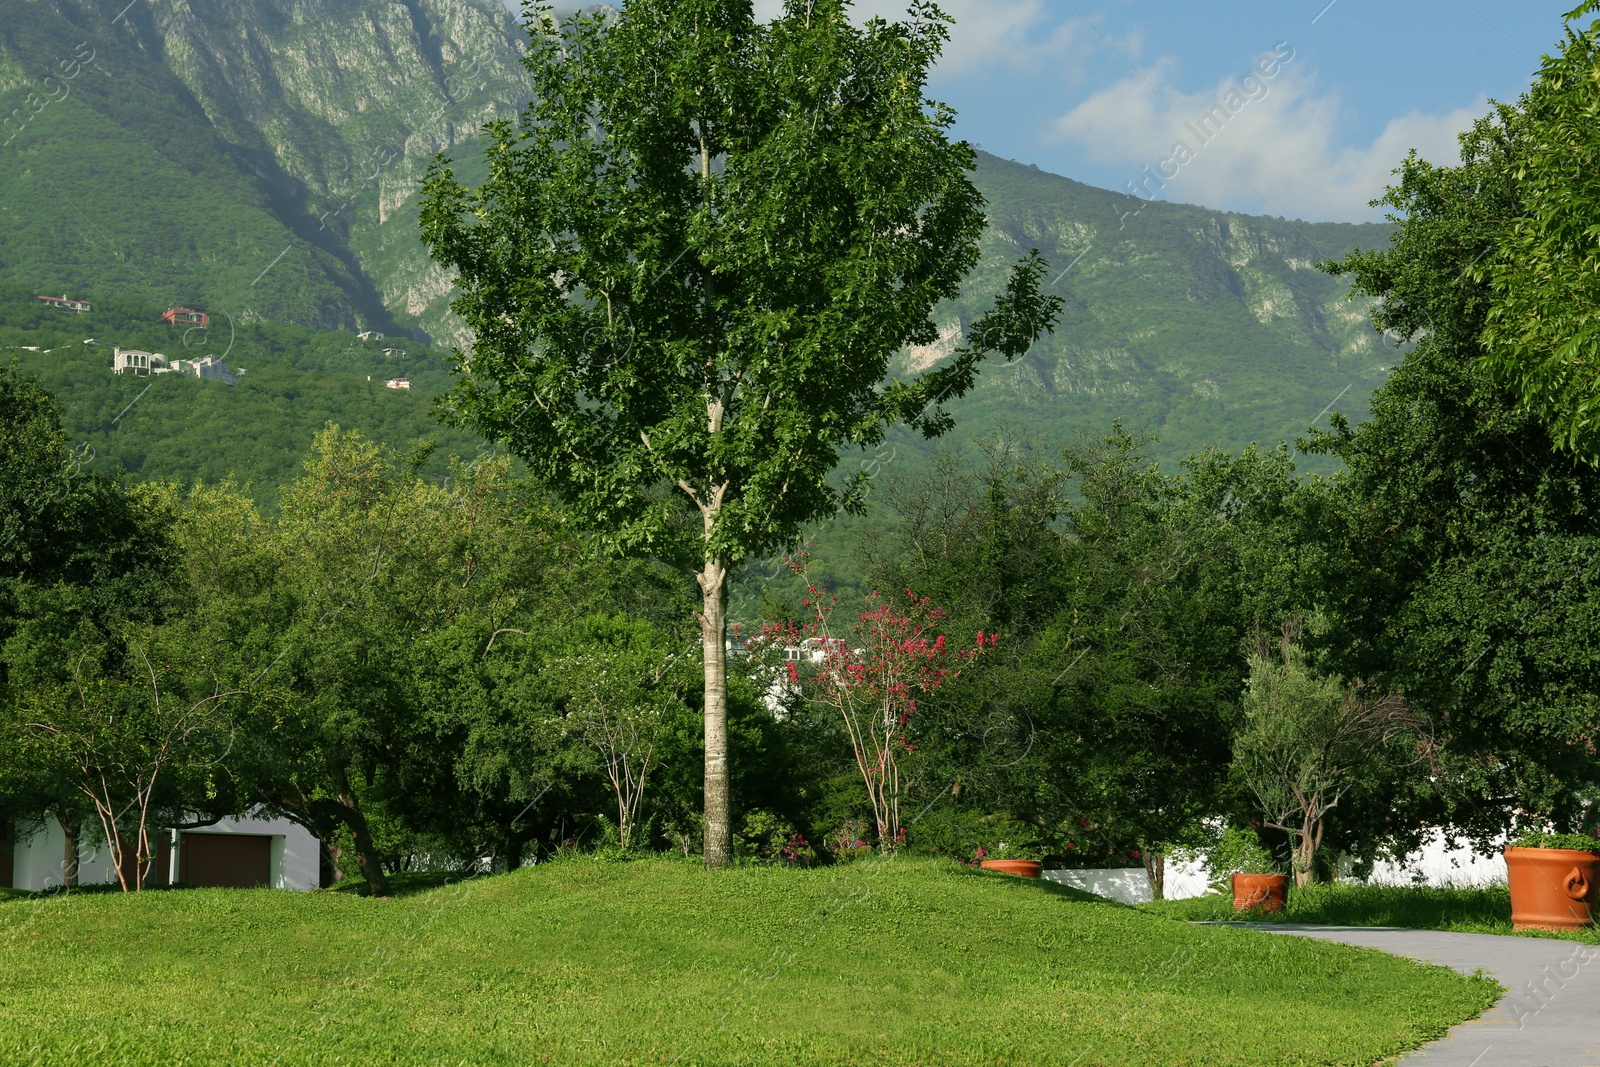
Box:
1232 924 1600 1066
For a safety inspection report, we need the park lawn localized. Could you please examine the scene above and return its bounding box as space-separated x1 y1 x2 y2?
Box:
1142 882 1600 946
0 858 1498 1067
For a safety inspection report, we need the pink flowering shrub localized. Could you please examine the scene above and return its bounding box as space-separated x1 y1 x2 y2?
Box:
764 563 995 851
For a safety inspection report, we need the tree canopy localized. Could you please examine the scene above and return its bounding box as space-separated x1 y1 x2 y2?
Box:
420 0 1061 865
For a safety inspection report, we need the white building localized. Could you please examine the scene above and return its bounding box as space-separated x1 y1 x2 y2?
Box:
169 354 237 385
3 813 320 891
111 347 236 385
112 347 170 375
385 377 411 390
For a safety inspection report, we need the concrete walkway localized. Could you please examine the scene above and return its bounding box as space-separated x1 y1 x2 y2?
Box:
1233 924 1600 1066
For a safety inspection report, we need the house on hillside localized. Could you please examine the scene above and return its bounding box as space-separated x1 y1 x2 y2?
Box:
112 347 170 375
160 307 209 327
2 813 321 891
36 294 92 313
357 330 384 341
170 354 237 385
736 633 850 719
111 347 237 384
385 376 411 390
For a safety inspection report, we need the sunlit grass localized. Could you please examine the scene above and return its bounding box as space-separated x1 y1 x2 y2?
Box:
0 857 1499 1066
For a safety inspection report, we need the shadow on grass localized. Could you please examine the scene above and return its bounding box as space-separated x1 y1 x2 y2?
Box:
0 881 215 901
1140 882 1600 944
326 869 483 898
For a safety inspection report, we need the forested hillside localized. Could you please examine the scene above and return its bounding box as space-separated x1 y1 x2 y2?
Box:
2 0 1394 510
0 285 479 494
942 157 1394 464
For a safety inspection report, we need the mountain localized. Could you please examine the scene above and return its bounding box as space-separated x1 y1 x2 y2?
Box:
0 0 528 340
2 0 1398 497
919 156 1393 468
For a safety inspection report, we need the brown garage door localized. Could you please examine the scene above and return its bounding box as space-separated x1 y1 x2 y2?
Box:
179 833 271 888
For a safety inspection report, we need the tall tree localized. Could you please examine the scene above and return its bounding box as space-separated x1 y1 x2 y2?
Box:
1319 96 1600 842
187 431 539 895
0 367 180 882
419 0 1061 865
1479 3 1600 460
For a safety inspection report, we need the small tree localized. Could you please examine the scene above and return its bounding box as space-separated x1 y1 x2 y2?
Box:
14 636 237 891
419 0 1061 866
766 576 990 849
551 617 691 852
1233 621 1415 887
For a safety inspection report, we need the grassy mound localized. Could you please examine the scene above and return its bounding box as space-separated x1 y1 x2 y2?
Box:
0 858 1497 1066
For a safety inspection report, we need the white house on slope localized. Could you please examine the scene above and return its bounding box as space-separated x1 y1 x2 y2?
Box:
112 347 170 375
2 813 320 891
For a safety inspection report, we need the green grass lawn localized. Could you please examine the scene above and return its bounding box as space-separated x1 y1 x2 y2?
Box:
0 858 1498 1066
1142 881 1600 946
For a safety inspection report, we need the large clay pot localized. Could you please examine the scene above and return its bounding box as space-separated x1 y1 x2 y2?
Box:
1231 872 1288 913
980 859 1042 878
1505 846 1600 931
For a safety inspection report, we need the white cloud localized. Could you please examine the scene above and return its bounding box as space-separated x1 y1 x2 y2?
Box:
752 0 1077 78
526 2 1081 86
1050 51 1482 222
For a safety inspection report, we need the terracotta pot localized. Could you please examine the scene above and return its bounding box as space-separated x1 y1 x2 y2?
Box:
980 859 1042 878
1505 846 1600 931
1231 872 1288 913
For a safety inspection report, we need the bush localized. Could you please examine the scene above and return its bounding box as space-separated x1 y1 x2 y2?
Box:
824 818 875 863
738 810 815 866
1511 831 1600 853
1201 826 1282 891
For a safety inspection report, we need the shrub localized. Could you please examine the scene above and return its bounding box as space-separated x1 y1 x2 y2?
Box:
1202 826 1282 892
1510 831 1600 853
739 810 815 866
825 819 875 864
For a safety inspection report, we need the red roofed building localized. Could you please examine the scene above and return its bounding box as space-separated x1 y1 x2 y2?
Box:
37 294 92 313
161 307 209 326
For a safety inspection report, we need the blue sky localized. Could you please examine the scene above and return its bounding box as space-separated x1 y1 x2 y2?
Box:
750 0 1569 222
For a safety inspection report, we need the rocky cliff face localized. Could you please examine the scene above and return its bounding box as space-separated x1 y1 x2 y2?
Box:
105 0 530 337
110 0 529 193
0 0 529 337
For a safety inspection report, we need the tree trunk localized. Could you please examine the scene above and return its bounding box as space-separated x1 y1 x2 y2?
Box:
504 836 524 872
699 555 731 868
337 793 391 897
1249 818 1294 872
322 835 345 886
57 810 80 888
325 770 391 896
1142 849 1165 901
1294 811 1323 889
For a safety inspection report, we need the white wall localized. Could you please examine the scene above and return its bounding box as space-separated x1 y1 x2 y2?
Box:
1362 827 1507 888
11 819 115 890
9 812 320 892
1038 830 1508 907
1044 868 1153 903
1043 855 1212 904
